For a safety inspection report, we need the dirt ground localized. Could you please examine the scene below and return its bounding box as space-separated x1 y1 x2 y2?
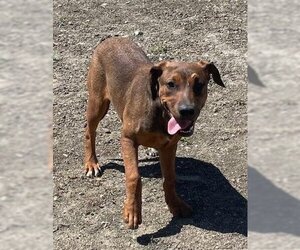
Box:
53 0 247 249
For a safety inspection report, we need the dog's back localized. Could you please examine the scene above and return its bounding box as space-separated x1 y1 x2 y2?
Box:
87 37 151 118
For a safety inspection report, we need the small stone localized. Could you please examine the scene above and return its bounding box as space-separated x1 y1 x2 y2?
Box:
146 148 158 157
0 196 7 201
101 221 108 228
134 30 143 36
102 128 111 134
221 136 229 141
63 153 68 157
101 3 108 7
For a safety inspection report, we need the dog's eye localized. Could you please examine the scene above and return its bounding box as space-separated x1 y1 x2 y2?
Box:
193 82 203 95
167 81 176 90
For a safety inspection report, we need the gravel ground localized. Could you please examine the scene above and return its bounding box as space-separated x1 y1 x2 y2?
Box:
2 0 299 249
1 0 247 249
53 0 247 249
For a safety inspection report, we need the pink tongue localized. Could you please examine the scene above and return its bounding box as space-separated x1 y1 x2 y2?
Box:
167 117 191 135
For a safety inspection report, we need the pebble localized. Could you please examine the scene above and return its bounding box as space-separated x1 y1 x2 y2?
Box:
146 148 158 157
134 30 143 36
221 136 229 141
102 128 111 134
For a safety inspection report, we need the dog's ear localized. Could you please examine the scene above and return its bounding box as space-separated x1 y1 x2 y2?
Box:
150 62 165 100
199 61 225 88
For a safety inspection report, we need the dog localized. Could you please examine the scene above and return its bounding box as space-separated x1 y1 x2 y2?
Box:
84 37 225 229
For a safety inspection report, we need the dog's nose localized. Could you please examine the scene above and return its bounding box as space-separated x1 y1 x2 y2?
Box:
179 105 195 118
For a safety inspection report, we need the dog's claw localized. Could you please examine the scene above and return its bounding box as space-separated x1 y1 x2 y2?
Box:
86 170 93 177
168 197 193 218
94 166 102 177
85 162 102 177
123 202 142 229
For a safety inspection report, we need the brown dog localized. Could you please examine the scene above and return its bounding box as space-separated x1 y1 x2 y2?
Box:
84 37 224 229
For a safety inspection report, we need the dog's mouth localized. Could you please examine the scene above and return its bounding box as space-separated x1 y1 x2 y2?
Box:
167 117 195 137
162 102 195 137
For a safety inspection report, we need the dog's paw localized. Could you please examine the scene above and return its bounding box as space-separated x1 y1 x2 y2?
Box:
85 162 102 177
123 202 142 229
168 198 193 218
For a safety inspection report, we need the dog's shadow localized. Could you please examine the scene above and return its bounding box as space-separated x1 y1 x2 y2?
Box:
104 157 247 244
248 166 300 236
248 64 265 87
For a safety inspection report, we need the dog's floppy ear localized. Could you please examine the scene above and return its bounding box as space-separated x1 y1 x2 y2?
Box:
150 62 165 100
199 61 225 88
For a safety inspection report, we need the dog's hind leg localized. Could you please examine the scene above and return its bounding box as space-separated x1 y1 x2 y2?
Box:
84 59 110 177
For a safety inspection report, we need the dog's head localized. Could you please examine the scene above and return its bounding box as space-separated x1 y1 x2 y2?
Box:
150 61 225 137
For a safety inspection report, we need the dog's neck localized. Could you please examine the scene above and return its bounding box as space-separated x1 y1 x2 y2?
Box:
150 98 172 136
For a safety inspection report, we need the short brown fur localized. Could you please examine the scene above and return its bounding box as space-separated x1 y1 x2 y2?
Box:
84 37 224 229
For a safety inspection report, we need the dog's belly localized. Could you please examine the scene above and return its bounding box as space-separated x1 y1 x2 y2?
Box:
136 132 180 149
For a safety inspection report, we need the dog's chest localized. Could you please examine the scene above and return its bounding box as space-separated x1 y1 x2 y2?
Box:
136 132 179 149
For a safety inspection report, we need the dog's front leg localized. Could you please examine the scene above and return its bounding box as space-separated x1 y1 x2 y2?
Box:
159 144 193 217
121 136 142 229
